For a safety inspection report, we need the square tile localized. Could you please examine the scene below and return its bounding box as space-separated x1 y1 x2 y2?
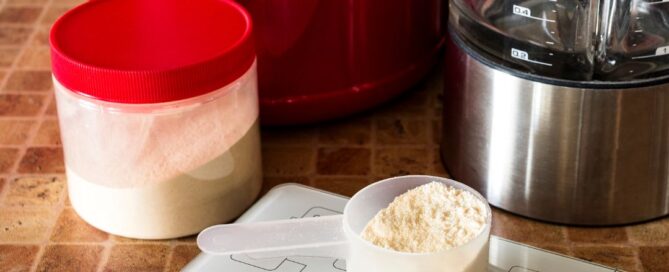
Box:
50 207 108 242
374 147 429 176
52 0 86 6
316 147 371 175
262 147 314 176
5 70 52 91
40 6 71 26
0 148 19 173
0 245 39 272
0 120 35 145
0 71 7 85
639 246 669 272
260 176 310 196
36 245 104 272
491 209 567 245
16 47 50 69
261 126 316 146
32 119 61 145
45 94 57 115
17 147 64 173
312 177 369 197
375 119 428 145
0 47 20 67
374 89 429 118
0 94 45 116
571 245 640 272
0 26 32 46
628 217 669 245
0 7 42 24
166 245 200 272
318 118 371 145
0 207 54 242
6 0 49 5
567 227 628 244
30 26 48 46
5 176 65 206
104 244 169 272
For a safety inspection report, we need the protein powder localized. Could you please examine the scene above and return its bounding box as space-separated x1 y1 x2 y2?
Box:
361 181 487 253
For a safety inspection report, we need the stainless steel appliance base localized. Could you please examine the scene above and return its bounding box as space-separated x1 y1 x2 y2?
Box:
442 34 669 226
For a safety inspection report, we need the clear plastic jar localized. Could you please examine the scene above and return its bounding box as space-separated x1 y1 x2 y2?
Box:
50 0 261 239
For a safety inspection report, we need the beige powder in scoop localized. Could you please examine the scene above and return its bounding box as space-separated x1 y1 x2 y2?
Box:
361 182 487 253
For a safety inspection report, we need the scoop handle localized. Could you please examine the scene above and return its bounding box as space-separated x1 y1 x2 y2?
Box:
197 214 349 259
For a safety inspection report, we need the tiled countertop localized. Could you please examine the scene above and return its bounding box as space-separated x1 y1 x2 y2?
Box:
0 0 667 271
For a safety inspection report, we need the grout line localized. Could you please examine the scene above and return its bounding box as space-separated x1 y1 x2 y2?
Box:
94 241 112 272
0 144 61 148
29 245 45 272
0 22 41 28
0 114 54 121
162 242 177 272
633 245 643 272
2 3 48 7
6 66 52 71
0 45 24 50
1 173 67 178
0 90 53 95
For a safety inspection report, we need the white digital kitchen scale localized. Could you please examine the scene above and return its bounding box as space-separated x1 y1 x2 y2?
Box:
183 183 622 272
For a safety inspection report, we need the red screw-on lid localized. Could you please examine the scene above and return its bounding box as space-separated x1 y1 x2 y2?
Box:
50 0 255 104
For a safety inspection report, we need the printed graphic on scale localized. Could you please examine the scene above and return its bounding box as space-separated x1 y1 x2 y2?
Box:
227 206 347 272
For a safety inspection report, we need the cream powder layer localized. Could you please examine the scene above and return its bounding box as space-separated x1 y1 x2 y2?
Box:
68 121 262 239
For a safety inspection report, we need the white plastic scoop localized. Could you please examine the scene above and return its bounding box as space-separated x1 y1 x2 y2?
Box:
197 175 492 272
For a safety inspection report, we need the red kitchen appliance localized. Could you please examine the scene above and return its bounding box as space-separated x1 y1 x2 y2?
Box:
239 0 446 125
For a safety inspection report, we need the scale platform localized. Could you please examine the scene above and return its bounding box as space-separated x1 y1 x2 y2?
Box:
183 183 623 272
